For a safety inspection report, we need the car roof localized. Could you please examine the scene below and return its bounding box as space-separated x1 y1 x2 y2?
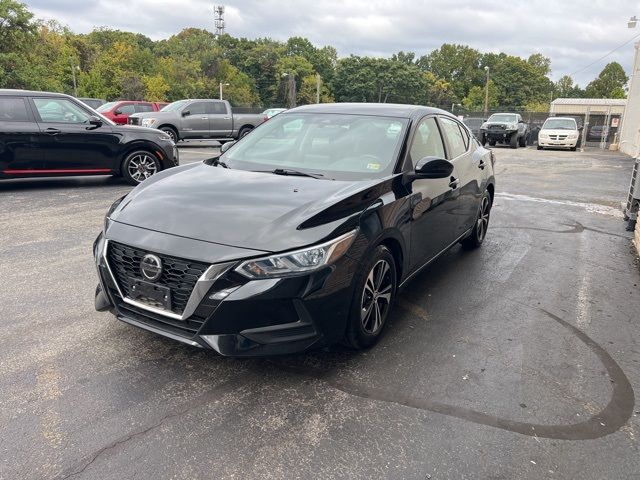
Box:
286 103 450 119
0 89 75 98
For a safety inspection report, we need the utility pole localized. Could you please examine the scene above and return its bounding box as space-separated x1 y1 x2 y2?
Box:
219 82 229 100
316 73 321 103
284 73 296 108
70 62 78 97
213 5 226 37
483 66 490 116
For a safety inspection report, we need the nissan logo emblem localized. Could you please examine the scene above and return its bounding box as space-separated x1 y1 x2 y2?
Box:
140 254 162 282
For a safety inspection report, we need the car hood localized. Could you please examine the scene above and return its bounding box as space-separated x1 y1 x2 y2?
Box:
130 111 176 120
110 163 387 253
110 124 160 135
540 129 578 135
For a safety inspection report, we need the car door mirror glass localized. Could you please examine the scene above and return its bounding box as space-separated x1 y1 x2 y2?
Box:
413 156 454 179
182 110 191 117
220 141 236 154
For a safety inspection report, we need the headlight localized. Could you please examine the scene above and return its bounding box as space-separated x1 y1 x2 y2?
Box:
104 195 126 232
236 230 357 279
507 123 517 130
568 133 578 139
157 133 173 143
141 118 157 127
539 132 549 138
481 123 488 129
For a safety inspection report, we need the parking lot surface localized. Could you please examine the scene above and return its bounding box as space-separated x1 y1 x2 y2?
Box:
1 146 639 479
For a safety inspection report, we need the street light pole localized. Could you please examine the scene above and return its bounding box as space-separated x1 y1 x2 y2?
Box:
70 62 79 97
483 66 490 116
219 82 229 100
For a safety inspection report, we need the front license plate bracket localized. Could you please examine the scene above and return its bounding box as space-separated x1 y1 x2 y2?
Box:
130 278 172 311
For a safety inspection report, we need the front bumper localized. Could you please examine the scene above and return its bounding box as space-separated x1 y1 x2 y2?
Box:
481 129 517 141
538 138 578 148
93 230 357 356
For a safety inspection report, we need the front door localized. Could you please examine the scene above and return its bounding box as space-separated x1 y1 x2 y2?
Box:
0 96 45 175
408 116 461 270
181 102 210 138
30 96 120 173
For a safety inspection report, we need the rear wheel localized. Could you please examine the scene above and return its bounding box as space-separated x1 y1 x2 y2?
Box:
570 146 577 152
537 145 543 150
509 132 518 149
344 246 397 350
238 126 252 139
461 191 491 250
122 150 160 186
518 133 527 147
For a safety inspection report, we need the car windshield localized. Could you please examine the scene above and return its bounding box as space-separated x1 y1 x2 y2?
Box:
488 114 517 123
543 118 577 130
96 102 118 112
221 113 408 181
160 100 188 112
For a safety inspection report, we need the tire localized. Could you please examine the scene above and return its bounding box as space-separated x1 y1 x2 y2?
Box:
238 126 252 139
488 139 496 147
481 134 487 146
509 132 518 149
518 133 527 147
570 146 577 152
461 191 492 250
159 126 178 143
344 245 397 350
537 145 543 150
121 150 160 186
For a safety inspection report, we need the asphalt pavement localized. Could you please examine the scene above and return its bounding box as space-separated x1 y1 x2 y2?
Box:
1 145 639 479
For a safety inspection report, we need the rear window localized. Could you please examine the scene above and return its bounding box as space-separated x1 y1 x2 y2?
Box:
0 97 30 122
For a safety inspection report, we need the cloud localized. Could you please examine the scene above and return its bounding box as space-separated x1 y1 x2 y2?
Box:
26 0 640 86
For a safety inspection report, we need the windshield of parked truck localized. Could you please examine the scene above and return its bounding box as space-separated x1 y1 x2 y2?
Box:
488 114 518 123
221 113 408 181
160 100 188 112
542 118 577 130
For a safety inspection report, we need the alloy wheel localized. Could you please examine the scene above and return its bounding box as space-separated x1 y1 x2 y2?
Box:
162 128 177 142
361 259 394 334
127 153 157 183
476 196 490 242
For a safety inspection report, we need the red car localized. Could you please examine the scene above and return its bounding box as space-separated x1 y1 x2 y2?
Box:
96 101 168 125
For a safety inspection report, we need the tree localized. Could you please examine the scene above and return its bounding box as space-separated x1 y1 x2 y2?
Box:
484 53 553 107
555 75 583 98
0 0 36 53
462 81 498 110
417 44 483 100
144 74 170 101
527 53 551 76
584 62 628 98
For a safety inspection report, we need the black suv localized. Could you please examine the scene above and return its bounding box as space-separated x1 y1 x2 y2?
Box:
0 90 178 185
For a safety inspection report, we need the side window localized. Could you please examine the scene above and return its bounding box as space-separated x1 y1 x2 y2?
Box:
439 117 468 159
117 103 136 114
33 98 91 124
409 117 445 166
209 102 228 114
458 123 470 150
186 102 207 115
135 103 154 113
0 97 30 122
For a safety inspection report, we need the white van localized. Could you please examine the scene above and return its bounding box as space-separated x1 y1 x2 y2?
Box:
537 117 579 151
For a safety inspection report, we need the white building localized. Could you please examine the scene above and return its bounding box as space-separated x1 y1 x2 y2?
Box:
619 42 640 158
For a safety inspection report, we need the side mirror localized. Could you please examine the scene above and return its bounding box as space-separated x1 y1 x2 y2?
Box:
114 110 122 116
87 115 103 127
182 110 191 117
410 157 454 180
220 140 236 154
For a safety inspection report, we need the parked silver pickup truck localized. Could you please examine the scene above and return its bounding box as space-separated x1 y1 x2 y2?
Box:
128 99 266 143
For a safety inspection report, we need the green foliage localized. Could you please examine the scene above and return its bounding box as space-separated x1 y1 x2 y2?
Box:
585 62 628 98
0 0 626 109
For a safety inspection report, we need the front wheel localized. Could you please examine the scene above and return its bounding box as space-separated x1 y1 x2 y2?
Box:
159 126 178 143
344 246 397 350
122 150 160 186
518 133 527 147
461 191 491 250
509 132 518 149
238 126 252 139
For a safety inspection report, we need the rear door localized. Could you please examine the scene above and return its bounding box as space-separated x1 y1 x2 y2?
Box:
30 96 120 172
208 101 233 137
408 115 460 269
438 116 481 236
0 96 44 175
180 101 210 138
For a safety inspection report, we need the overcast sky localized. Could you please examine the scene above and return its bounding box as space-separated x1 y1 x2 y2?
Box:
26 0 640 86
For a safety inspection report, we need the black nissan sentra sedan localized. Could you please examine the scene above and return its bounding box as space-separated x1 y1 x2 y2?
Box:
94 103 495 356
0 90 178 185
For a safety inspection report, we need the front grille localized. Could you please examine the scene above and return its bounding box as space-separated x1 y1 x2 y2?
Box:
549 134 568 140
489 124 505 130
107 242 209 314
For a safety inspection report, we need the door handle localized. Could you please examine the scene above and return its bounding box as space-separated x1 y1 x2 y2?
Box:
201 117 208 120
449 177 460 189
478 159 486 170
45 128 61 135
223 117 231 120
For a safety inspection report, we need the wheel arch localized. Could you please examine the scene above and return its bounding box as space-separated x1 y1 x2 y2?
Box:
117 141 163 175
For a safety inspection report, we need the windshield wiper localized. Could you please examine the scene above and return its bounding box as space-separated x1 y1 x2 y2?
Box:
256 168 324 179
